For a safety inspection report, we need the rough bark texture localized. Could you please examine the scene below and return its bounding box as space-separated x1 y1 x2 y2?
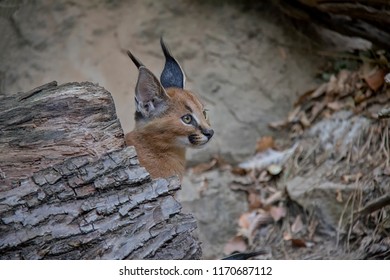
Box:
273 0 390 49
0 81 201 259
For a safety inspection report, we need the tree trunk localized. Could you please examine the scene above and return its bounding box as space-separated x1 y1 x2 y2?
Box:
0 81 201 259
273 0 390 49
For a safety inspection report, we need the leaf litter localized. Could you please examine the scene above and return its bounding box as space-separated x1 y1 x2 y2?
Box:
269 58 390 136
189 51 390 259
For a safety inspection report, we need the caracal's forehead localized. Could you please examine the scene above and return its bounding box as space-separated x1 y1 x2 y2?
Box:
166 88 204 112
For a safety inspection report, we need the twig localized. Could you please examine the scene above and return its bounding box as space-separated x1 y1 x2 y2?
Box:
355 193 390 217
380 126 390 167
347 180 360 253
336 192 354 248
359 127 374 158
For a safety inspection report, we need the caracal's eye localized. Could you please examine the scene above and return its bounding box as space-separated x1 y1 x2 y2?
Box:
181 114 193 124
203 109 208 120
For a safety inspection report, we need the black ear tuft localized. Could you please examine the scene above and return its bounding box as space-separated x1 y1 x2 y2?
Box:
127 49 169 122
160 37 186 89
127 50 144 69
135 67 169 119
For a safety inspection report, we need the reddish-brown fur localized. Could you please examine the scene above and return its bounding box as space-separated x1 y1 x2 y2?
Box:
125 88 212 180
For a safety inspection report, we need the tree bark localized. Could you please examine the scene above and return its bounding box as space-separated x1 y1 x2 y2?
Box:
0 81 201 259
273 0 390 49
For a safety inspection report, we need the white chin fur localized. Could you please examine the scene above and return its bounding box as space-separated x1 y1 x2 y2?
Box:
176 136 209 148
195 135 209 146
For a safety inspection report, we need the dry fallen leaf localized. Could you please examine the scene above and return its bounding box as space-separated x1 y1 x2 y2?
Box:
308 219 318 240
366 70 385 91
238 211 273 245
238 213 250 230
224 235 247 255
287 106 301 123
198 177 209 196
291 238 307 248
382 167 390 176
326 74 338 95
258 170 272 182
337 70 352 96
291 215 304 234
255 136 275 153
309 102 326 123
354 91 367 104
291 123 303 136
269 206 287 222
263 191 284 206
248 191 262 210
341 172 363 183
232 175 255 186
299 112 311 128
295 88 315 106
327 101 343 111
336 189 343 203
248 212 273 244
268 119 288 130
231 167 249 176
343 96 356 110
311 83 328 99
238 211 257 230
230 183 250 192
283 231 292 241
362 63 385 91
351 220 365 236
190 158 218 174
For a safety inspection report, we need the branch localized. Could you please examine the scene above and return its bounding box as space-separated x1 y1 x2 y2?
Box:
355 193 390 216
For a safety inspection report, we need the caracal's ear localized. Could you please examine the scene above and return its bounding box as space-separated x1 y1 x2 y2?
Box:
160 37 186 89
127 50 169 119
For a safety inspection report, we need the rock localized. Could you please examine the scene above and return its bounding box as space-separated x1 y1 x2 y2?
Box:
286 112 372 232
178 169 248 259
286 176 357 232
307 110 370 156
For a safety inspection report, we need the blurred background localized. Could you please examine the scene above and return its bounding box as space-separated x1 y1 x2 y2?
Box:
1 0 389 260
0 0 322 163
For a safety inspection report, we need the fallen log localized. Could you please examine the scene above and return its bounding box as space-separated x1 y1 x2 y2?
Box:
273 0 390 49
0 81 201 259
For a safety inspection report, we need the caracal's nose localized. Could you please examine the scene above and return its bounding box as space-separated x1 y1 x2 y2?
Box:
202 128 214 139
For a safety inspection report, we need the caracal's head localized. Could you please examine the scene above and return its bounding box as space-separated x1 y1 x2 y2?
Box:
127 38 214 149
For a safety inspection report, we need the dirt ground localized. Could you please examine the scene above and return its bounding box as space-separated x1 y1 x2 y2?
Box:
1 0 389 259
